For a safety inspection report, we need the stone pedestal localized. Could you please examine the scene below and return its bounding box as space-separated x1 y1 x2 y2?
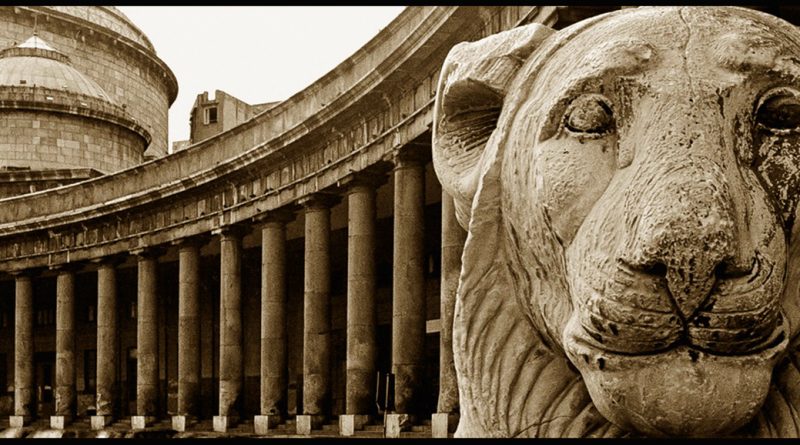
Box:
385 413 412 438
254 414 281 434
391 156 426 415
55 269 76 422
14 274 34 422
96 262 118 421
345 182 378 416
91 415 113 430
213 415 238 432
9 415 31 428
50 415 71 430
171 415 196 432
339 414 370 436
215 227 245 421
296 414 324 435
432 412 459 438
131 415 157 430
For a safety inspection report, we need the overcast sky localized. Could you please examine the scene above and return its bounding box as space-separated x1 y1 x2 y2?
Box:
116 6 405 151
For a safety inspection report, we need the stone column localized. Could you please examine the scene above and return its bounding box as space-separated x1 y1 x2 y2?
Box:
92 259 119 430
388 153 426 434
432 193 467 438
340 174 382 436
213 225 247 433
10 272 34 427
132 248 162 429
253 210 294 435
172 237 206 432
51 266 77 429
297 193 338 435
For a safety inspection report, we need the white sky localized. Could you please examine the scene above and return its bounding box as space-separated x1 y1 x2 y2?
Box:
116 6 405 151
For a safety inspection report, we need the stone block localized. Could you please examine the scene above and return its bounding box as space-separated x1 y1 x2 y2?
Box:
172 415 195 432
131 415 157 430
254 415 281 435
91 415 113 430
432 413 459 438
385 413 412 438
296 414 324 435
339 414 370 436
50 415 71 430
213 415 238 432
9 415 31 428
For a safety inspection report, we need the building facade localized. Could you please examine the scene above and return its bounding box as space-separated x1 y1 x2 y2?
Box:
0 5 797 437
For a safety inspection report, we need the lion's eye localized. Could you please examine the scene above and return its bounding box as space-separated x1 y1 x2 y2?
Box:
564 94 614 136
756 88 800 133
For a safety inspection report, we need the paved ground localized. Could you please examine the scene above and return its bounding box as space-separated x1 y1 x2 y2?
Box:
0 417 439 438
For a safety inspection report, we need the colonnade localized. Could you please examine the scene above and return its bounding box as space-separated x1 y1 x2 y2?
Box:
4 157 466 436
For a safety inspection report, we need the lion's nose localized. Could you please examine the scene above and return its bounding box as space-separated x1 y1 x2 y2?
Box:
622 166 739 320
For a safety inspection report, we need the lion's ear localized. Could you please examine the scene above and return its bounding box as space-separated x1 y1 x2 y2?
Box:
433 23 554 228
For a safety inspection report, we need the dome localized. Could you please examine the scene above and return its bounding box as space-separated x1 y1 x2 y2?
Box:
0 35 114 102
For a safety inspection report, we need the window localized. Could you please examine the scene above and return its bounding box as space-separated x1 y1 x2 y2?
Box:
86 304 96 323
36 307 55 326
84 350 96 393
130 301 137 320
203 106 218 125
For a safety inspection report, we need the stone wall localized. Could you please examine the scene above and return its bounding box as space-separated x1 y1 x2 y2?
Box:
0 109 145 173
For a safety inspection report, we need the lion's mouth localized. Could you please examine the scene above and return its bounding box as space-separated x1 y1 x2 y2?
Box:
571 251 783 356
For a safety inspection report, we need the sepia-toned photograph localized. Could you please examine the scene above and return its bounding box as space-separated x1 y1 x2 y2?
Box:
0 5 797 438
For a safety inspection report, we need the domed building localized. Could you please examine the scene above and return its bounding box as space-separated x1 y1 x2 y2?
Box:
0 35 149 197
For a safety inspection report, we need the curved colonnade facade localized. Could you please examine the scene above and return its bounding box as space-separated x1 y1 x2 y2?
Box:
0 4 794 437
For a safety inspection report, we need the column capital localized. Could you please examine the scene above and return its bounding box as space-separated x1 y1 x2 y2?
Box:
392 145 430 169
48 262 83 273
171 234 211 249
211 224 251 240
130 245 166 259
90 253 127 268
9 268 42 278
252 206 298 226
297 192 341 211
337 171 388 193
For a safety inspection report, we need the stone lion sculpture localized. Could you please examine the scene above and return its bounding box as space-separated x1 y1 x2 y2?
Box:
432 6 800 438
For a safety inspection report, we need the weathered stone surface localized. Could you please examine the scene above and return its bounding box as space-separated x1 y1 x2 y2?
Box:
135 251 159 418
216 227 244 420
433 6 800 438
346 183 377 415
55 269 76 421
13 274 33 420
437 193 465 416
391 156 426 416
301 196 334 417
95 262 117 419
176 239 202 417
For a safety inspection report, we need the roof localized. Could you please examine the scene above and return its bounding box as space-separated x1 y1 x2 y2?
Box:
0 35 114 103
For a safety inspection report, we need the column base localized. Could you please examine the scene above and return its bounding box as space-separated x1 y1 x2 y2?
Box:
50 415 72 430
385 413 414 438
91 415 114 431
131 415 157 430
296 414 324 435
339 414 370 436
254 415 282 435
9 415 32 428
172 415 197 432
213 415 238 432
432 412 459 438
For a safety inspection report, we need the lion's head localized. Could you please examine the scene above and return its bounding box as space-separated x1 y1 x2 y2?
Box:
433 6 800 438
